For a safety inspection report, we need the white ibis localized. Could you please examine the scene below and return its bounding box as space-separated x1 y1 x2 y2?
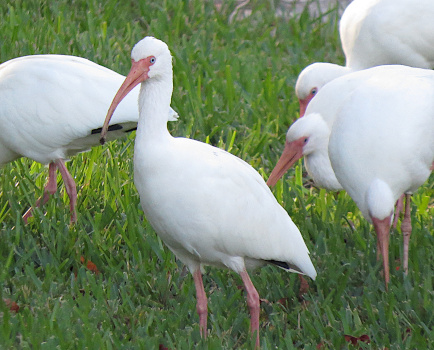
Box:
0 54 178 223
100 36 316 347
269 65 434 289
267 65 400 189
328 73 434 289
295 0 434 116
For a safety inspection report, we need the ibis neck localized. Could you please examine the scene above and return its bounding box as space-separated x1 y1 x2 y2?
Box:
305 149 342 191
136 76 173 142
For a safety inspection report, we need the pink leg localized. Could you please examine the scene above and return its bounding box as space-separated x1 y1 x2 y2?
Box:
55 159 77 223
239 269 260 349
22 162 58 223
376 238 381 261
372 215 392 291
401 194 412 275
392 194 404 229
192 269 208 338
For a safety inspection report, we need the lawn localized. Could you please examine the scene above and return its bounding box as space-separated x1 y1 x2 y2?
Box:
0 0 433 349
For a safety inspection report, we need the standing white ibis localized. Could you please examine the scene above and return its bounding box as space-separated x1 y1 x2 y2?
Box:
100 36 316 347
0 54 178 223
268 65 434 289
295 0 434 116
328 72 434 289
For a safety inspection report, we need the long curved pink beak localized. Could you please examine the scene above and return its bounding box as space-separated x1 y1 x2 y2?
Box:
267 137 305 187
299 99 308 117
371 214 392 291
100 58 151 144
299 95 315 118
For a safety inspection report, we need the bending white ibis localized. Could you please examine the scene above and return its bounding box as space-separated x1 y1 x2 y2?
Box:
269 65 434 289
0 54 178 223
267 65 402 189
100 36 316 347
296 0 434 116
328 74 434 289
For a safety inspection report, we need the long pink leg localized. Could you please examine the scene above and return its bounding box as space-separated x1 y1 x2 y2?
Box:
392 194 404 228
193 269 208 338
372 215 392 291
22 162 58 223
55 159 77 223
239 269 260 349
401 194 412 275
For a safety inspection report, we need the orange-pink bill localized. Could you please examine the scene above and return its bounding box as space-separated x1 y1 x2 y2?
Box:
267 137 305 187
100 58 153 144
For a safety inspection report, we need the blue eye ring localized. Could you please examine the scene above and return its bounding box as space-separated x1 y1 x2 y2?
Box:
150 57 156 64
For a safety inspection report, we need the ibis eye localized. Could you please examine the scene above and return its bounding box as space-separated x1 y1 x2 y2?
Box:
303 138 309 144
310 88 317 95
150 57 156 64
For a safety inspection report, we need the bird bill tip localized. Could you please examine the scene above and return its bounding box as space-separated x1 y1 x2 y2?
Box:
99 126 109 144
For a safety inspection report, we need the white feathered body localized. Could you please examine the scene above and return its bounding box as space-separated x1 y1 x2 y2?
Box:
341 0 434 70
133 63 316 279
329 71 434 221
135 132 316 277
300 65 434 193
0 54 177 166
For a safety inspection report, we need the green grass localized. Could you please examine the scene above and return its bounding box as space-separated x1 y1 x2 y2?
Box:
1 0 433 349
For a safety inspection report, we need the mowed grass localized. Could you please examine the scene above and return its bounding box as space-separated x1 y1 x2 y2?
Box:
0 0 433 348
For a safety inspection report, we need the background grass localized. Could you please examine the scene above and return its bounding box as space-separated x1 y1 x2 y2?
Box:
0 0 433 349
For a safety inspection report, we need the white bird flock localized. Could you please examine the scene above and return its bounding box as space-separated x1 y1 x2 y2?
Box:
268 0 434 289
2 0 433 345
270 65 434 289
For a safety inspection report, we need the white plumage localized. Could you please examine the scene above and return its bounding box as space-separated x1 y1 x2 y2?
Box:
0 54 178 222
268 65 408 189
295 0 434 116
100 37 316 348
270 64 434 289
328 71 434 288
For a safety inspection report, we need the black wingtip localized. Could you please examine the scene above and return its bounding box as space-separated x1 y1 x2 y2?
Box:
266 260 303 274
267 260 290 270
91 124 123 135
